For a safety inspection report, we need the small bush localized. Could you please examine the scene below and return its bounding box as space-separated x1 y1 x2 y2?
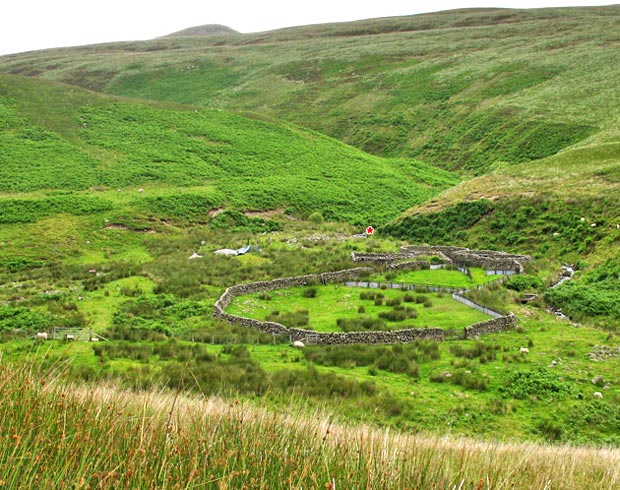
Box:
450 341 501 360
379 307 417 322
507 275 543 292
430 370 487 391
500 367 576 400
266 309 309 327
303 287 318 298
537 419 564 442
337 317 388 332
361 292 383 301
308 211 324 223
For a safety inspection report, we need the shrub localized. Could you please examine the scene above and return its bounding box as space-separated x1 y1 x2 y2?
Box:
450 341 500 361
379 307 417 322
361 292 383 301
336 317 388 332
120 286 143 297
302 287 318 298
506 275 543 292
266 309 309 327
499 367 576 400
308 211 324 223
430 370 487 391
536 419 564 442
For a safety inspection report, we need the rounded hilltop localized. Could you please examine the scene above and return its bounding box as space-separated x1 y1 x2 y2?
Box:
160 24 239 38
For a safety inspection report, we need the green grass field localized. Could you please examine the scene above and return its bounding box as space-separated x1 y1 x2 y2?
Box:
227 285 491 332
3 302 620 445
374 267 501 289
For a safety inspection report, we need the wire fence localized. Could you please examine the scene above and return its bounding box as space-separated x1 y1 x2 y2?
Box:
343 281 463 294
450 294 504 318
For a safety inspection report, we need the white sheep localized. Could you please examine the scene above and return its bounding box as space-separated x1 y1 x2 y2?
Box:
66 334 75 341
292 341 305 348
519 347 529 354
594 392 603 399
35 332 48 340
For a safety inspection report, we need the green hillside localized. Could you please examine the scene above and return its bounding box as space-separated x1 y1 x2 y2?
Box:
2 7 619 172
0 74 456 227
4 7 620 473
384 141 620 327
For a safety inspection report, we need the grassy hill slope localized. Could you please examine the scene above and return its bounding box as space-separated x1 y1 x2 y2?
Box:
2 7 619 172
384 141 620 327
0 74 456 227
4 363 620 489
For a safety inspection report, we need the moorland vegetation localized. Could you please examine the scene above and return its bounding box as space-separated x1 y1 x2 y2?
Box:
1 5 620 487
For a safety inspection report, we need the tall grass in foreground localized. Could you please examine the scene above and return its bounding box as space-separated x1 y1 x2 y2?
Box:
1 363 619 489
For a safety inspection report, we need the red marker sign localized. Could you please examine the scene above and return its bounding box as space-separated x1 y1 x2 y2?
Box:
366 226 374 235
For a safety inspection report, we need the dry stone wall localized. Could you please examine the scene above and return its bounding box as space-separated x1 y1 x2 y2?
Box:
213 262 519 344
351 252 421 263
289 328 445 344
399 246 530 273
385 260 431 272
464 314 517 339
213 312 289 336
